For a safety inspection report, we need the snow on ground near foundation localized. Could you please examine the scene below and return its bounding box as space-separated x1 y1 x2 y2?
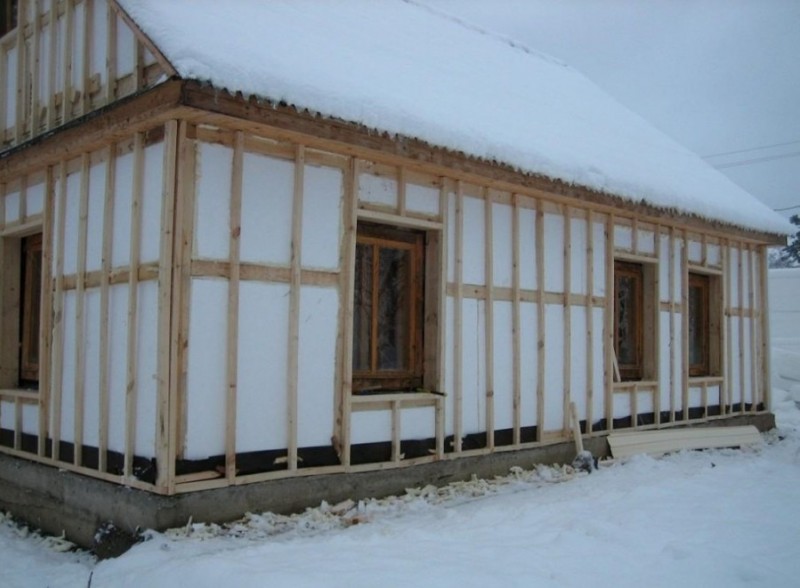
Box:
117 0 790 236
3 349 800 587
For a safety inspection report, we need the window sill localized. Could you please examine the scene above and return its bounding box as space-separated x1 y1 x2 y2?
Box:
688 376 724 384
0 388 39 403
351 391 443 412
613 380 659 390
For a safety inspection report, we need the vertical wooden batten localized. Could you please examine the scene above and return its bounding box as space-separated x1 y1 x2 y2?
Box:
37 166 56 456
535 198 545 439
758 246 771 411
155 121 179 490
511 193 521 445
483 188 494 450
737 242 745 412
123 132 144 479
337 157 358 468
562 205 571 435
98 143 115 472
453 180 464 452
223 131 244 482
72 152 90 466
286 144 305 470
603 214 613 431
681 230 689 421
585 209 594 432
172 121 197 466
51 161 68 461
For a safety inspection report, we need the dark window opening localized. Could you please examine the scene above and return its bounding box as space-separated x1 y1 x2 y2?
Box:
688 272 710 377
614 260 644 381
1 1 18 38
19 233 42 387
353 223 424 393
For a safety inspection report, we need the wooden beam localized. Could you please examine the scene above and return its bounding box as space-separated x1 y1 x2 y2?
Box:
51 161 68 461
173 122 197 462
536 198 545 439
511 193 521 445
484 188 494 450
123 132 144 478
36 165 55 456
747 244 757 412
604 214 614 431
562 205 571 435
668 227 675 422
72 152 90 466
155 121 178 490
737 242 745 412
453 180 464 452
224 131 243 482
681 230 689 421
758 246 771 411
585 209 594 433
0 80 185 182
337 157 358 467
97 143 115 471
286 144 305 470
107 0 177 77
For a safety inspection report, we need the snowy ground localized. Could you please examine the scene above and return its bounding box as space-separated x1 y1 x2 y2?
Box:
3 350 800 588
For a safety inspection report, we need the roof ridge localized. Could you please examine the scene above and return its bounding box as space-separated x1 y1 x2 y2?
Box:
402 0 568 69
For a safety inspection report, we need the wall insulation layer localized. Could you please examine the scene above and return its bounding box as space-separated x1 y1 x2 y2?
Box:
0 118 771 493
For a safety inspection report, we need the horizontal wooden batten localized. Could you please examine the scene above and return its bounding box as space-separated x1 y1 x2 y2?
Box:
190 260 339 287
0 389 39 402
59 264 161 291
446 283 605 307
0 81 187 181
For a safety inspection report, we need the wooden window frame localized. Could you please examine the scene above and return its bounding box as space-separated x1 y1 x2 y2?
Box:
352 222 425 394
0 0 18 38
613 259 656 382
688 271 721 378
19 233 42 386
0 229 43 390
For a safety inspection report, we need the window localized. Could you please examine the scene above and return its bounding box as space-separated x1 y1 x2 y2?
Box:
352 223 424 393
0 231 42 390
687 272 721 377
0 1 17 37
19 233 42 386
613 259 656 381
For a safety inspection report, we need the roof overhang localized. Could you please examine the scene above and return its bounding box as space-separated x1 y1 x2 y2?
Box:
0 79 788 246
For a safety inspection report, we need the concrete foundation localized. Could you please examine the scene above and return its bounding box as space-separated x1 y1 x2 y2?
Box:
0 413 775 553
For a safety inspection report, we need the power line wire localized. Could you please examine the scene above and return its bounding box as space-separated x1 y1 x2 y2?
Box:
703 139 800 159
713 150 800 169
774 204 800 212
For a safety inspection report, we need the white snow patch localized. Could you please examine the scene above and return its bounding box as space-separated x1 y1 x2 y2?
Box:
116 0 791 236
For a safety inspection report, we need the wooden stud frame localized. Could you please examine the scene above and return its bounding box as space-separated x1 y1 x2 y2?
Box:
0 97 778 495
0 0 173 151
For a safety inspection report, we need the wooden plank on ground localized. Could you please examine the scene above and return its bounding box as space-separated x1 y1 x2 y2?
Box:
607 425 762 459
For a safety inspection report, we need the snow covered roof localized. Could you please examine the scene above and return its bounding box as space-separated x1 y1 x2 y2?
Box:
118 0 791 236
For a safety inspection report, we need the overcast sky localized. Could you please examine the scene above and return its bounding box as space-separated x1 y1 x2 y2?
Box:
423 0 800 219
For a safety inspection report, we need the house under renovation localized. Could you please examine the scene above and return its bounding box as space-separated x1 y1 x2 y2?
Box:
0 0 790 547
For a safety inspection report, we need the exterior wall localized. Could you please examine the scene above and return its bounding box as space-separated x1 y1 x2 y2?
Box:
170 120 772 493
0 112 774 496
0 0 165 153
0 121 177 491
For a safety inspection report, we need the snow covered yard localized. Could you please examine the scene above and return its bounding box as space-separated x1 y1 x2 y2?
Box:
3 358 800 588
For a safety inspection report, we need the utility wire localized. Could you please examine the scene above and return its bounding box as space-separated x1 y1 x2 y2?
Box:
713 150 800 169
703 139 800 159
774 204 800 212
